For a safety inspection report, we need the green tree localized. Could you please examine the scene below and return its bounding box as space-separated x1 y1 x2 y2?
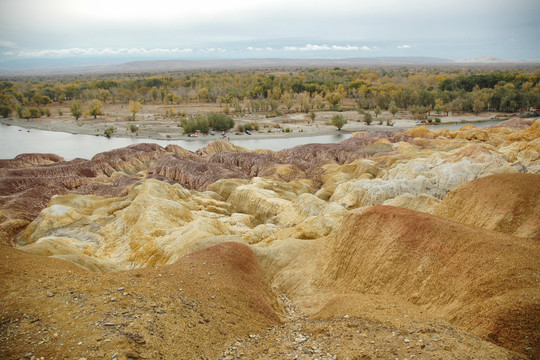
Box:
331 114 347 130
389 101 398 117
151 87 159 104
88 99 104 119
309 111 316 123
364 112 373 125
207 113 235 131
374 106 381 118
70 100 83 121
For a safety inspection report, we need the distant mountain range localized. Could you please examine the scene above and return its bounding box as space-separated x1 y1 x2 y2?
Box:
1 56 539 76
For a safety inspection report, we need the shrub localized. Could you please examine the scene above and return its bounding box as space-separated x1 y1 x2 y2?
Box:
29 108 41 119
207 113 234 131
435 118 441 124
104 126 115 138
386 119 395 126
0 105 12 118
40 107 51 117
364 112 373 125
129 124 138 133
331 114 347 130
181 117 199 134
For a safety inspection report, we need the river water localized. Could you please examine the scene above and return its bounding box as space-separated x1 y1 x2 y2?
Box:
0 120 508 160
0 124 353 160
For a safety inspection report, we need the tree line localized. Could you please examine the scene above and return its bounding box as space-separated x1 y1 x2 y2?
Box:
0 66 539 120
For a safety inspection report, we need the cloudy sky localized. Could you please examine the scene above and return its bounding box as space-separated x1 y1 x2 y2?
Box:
0 0 539 64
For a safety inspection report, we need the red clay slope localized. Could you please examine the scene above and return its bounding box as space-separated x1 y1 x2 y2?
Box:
318 205 539 357
435 173 540 240
0 242 282 359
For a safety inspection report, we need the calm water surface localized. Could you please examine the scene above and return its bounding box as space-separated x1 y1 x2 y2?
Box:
0 124 352 160
0 120 509 160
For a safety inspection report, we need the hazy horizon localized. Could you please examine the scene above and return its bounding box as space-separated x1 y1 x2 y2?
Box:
1 0 539 67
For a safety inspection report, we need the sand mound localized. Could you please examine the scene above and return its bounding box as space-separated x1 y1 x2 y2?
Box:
0 242 281 359
435 173 540 240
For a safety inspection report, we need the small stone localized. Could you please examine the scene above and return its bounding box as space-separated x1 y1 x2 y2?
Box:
112 353 119 359
404 339 410 343
24 353 32 359
525 347 533 351
103 322 115 326
46 292 54 297
125 350 140 359
117 287 124 291
78 341 83 345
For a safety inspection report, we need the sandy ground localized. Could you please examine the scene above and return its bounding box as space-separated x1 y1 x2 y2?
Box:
0 102 502 141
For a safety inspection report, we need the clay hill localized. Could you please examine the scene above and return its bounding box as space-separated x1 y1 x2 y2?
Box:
1 118 539 359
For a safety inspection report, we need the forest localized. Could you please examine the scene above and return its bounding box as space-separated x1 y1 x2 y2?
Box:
0 66 539 121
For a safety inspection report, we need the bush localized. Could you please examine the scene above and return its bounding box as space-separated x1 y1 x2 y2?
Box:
207 113 234 131
40 107 51 117
0 105 12 118
181 117 199 134
104 126 115 138
129 124 138 133
29 108 41 119
435 118 441 124
386 119 395 126
364 112 373 125
331 114 347 130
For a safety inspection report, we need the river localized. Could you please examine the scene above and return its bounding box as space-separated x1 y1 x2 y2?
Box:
0 120 509 160
0 124 353 160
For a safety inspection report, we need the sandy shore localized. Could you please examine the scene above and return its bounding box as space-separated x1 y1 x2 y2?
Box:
0 110 501 141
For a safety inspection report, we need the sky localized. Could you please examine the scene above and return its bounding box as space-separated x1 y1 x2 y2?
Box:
0 0 539 65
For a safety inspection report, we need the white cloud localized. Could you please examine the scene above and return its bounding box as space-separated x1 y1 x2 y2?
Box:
284 44 371 51
247 46 275 51
0 39 16 48
7 47 194 57
202 48 226 53
331 45 360 51
398 44 412 49
285 44 332 51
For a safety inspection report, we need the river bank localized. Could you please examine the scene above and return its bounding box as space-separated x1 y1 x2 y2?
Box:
0 110 502 141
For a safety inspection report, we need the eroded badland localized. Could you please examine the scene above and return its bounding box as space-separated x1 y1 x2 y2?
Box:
1 118 539 359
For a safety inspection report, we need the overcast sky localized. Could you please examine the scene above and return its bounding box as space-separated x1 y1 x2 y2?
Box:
0 0 539 63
